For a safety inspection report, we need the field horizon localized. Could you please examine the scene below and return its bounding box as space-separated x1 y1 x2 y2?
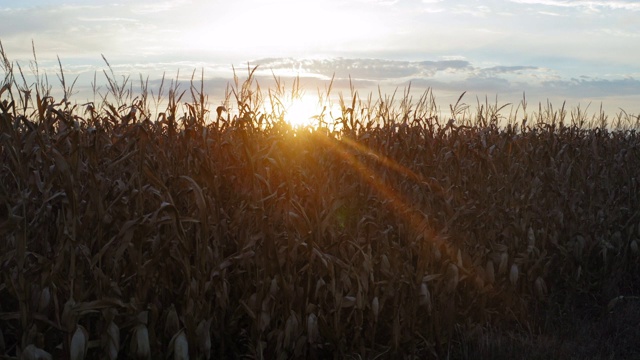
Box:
1 47 640 359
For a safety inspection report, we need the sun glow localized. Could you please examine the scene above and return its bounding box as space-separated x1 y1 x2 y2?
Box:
284 95 322 128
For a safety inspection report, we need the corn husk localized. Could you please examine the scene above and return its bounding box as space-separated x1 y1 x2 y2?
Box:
169 329 188 360
130 324 150 360
70 325 89 360
509 264 519 286
21 344 52 360
196 319 212 360
307 313 319 344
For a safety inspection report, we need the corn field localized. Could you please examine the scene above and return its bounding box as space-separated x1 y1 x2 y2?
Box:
1 46 640 359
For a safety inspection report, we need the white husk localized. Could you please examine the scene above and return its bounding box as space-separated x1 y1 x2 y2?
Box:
70 325 88 360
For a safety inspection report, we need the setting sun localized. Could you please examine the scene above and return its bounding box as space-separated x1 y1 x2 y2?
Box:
284 95 322 128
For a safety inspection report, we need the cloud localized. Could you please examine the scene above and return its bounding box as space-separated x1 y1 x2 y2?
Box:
537 10 563 16
236 57 640 114
450 4 493 17
508 0 640 11
250 58 472 81
598 28 640 38
541 77 640 97
0 1 215 61
129 0 191 14
478 66 539 76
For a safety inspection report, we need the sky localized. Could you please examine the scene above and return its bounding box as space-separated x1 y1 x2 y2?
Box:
1 0 639 119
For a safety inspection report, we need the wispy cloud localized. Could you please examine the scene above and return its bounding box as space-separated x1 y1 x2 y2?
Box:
450 4 492 17
541 77 640 97
243 57 640 111
250 58 472 81
537 10 563 16
598 28 640 38
509 0 640 11
129 0 191 14
477 66 539 76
